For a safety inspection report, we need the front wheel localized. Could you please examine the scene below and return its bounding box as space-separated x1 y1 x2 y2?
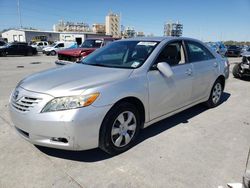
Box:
0 51 6 57
50 50 56 56
99 102 141 155
205 79 224 108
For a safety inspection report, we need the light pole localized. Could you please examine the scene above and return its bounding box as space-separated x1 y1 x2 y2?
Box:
17 0 22 28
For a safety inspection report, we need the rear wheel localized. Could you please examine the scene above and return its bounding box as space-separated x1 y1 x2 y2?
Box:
99 102 141 155
27 50 33 56
232 63 242 78
205 79 223 108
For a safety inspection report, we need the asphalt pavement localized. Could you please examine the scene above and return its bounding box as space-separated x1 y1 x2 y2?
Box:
0 55 249 188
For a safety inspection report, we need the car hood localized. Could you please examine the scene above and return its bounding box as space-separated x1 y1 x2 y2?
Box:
58 48 96 57
19 64 133 96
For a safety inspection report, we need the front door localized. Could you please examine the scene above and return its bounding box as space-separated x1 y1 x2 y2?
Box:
147 40 194 120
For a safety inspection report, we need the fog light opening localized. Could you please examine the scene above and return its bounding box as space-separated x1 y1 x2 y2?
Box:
51 137 68 143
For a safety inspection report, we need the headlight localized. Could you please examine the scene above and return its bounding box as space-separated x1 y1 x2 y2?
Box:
41 93 99 112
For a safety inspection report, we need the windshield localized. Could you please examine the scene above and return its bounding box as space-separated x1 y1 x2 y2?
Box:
50 43 57 47
82 40 159 69
80 39 103 48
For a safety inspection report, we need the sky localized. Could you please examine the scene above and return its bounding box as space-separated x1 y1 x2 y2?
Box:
0 0 250 41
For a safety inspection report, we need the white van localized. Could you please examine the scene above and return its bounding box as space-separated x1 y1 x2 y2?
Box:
43 41 77 56
31 41 49 52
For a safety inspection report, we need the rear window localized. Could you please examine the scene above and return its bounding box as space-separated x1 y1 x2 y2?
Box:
81 39 103 48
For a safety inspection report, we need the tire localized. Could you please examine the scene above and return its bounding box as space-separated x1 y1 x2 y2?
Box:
99 102 141 155
232 64 242 78
205 79 224 108
27 50 33 56
1 51 6 57
50 50 56 56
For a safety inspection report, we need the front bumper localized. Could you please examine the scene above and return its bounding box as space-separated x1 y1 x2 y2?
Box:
9 87 111 151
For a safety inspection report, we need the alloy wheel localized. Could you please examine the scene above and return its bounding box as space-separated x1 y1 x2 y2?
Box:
212 83 222 104
111 111 137 148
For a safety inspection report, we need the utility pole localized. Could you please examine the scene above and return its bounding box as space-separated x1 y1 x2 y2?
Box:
17 0 22 28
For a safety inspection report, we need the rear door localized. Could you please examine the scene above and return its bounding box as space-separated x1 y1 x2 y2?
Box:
147 40 194 120
184 40 219 102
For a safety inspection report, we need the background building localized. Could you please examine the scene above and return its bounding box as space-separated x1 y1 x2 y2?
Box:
53 20 91 32
123 27 136 38
92 24 105 34
2 29 110 44
2 29 60 43
164 21 183 37
105 12 120 38
136 31 145 37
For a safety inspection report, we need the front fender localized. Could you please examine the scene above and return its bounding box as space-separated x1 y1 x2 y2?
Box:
83 75 150 122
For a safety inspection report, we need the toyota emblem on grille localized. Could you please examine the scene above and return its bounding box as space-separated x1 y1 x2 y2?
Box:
13 90 19 101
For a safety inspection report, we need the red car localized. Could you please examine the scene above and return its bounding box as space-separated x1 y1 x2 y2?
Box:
55 38 115 65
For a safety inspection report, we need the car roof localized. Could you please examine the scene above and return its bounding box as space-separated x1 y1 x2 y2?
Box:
85 37 114 40
121 36 201 42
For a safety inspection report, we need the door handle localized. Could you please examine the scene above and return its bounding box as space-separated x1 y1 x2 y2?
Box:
185 68 192 75
213 62 218 67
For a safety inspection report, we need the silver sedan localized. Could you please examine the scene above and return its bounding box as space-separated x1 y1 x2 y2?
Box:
9 37 230 155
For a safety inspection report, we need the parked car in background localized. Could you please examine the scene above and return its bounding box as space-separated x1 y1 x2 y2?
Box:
226 45 242 57
233 51 250 78
0 42 37 56
43 41 77 56
31 41 49 52
9 37 229 155
55 38 115 65
241 46 250 55
206 42 227 56
0 40 7 48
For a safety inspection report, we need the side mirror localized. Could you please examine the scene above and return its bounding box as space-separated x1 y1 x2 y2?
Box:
157 62 173 78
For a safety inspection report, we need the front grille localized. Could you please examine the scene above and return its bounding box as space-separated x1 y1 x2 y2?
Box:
11 96 41 112
58 54 77 62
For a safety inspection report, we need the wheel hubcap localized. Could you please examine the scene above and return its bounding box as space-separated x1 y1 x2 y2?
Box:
111 111 137 148
212 83 222 104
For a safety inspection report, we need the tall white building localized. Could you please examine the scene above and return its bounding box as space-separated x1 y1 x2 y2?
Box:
105 12 120 38
164 21 183 37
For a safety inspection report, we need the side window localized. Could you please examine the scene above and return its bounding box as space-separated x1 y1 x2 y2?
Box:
186 41 215 62
10 45 18 48
155 41 186 66
44 42 47 46
38 42 43 46
58 43 64 48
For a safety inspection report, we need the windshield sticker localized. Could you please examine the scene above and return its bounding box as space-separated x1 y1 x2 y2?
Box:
95 40 102 43
138 42 157 46
131 62 140 68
